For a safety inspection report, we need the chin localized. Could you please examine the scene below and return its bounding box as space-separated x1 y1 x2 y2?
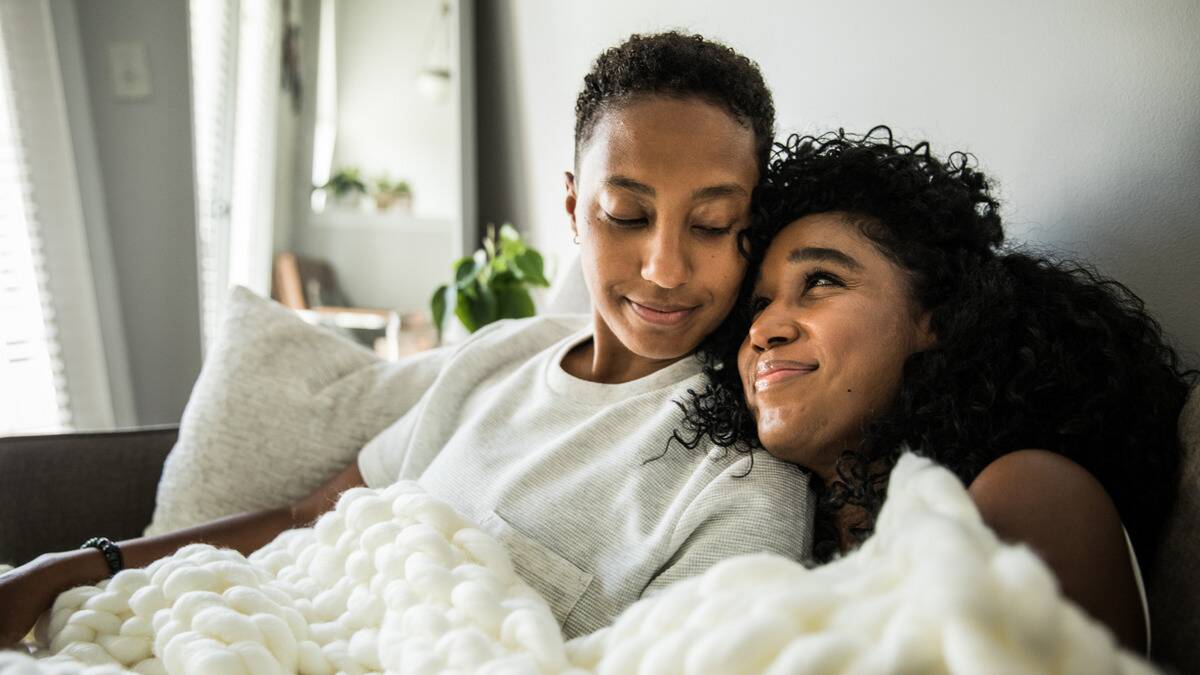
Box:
615 321 704 359
756 422 824 471
629 336 697 361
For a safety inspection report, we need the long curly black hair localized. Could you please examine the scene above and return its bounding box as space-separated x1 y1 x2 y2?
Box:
574 31 775 172
678 127 1196 564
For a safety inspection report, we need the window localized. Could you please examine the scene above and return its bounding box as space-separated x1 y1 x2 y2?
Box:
190 0 281 348
0 0 114 434
0 38 69 432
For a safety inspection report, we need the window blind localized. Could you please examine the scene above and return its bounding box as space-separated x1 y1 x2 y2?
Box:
190 0 238 348
227 0 280 302
0 7 69 434
190 0 279 349
0 0 116 434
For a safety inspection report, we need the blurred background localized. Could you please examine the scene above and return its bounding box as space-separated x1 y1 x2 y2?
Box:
0 0 1197 434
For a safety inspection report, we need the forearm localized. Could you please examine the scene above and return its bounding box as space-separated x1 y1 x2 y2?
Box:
51 505 301 593
0 463 366 649
41 461 364 597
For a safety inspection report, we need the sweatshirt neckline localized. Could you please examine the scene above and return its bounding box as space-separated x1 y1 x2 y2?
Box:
544 325 704 403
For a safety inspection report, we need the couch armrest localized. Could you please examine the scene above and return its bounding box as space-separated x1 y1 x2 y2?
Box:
0 425 177 566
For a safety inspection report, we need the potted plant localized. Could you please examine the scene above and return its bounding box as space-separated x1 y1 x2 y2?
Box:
319 167 367 209
430 223 550 341
372 177 413 213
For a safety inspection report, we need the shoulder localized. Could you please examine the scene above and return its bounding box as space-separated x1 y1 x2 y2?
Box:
968 449 1120 536
704 447 812 493
659 448 815 566
466 313 588 341
687 450 814 535
452 314 589 355
967 450 1126 560
968 449 1147 652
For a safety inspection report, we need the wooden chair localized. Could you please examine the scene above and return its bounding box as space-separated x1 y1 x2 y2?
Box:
271 252 402 358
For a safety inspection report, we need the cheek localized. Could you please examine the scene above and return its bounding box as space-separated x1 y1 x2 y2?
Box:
737 342 755 402
838 315 920 405
704 246 747 303
581 233 631 290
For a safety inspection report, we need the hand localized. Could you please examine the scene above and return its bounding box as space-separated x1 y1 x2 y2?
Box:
0 553 76 649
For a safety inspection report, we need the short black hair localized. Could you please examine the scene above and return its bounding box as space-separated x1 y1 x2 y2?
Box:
574 31 775 171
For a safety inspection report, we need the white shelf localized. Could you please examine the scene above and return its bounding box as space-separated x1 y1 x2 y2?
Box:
309 208 453 233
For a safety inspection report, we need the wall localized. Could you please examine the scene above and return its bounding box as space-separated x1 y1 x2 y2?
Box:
473 0 530 243
333 0 457 218
47 0 136 428
289 0 470 313
475 0 1200 366
69 0 202 425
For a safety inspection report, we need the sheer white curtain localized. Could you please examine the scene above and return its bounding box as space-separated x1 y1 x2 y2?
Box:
190 0 281 349
0 0 114 435
0 33 66 433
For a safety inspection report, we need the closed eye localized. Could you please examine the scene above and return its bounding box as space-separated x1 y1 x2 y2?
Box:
602 210 647 227
693 223 734 237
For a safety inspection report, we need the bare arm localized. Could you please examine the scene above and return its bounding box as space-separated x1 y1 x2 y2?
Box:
0 461 365 648
57 455 365 586
968 449 1146 654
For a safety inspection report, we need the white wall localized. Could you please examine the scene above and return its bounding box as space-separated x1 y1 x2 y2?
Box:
49 0 137 428
334 0 457 218
476 0 1200 365
285 0 472 313
67 0 202 425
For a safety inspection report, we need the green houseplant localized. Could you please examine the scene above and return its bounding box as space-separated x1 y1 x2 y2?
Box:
431 224 549 340
320 167 368 205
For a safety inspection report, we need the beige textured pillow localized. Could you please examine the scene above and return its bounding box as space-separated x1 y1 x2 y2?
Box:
145 287 436 535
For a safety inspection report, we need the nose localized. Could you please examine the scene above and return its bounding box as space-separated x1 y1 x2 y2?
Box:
641 225 689 289
747 305 800 353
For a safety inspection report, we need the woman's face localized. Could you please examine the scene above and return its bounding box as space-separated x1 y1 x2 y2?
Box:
566 96 758 366
738 212 935 478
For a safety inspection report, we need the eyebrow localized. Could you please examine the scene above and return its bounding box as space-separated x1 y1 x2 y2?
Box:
603 175 749 200
786 246 863 271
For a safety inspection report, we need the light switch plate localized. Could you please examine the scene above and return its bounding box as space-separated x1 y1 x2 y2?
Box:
108 42 152 100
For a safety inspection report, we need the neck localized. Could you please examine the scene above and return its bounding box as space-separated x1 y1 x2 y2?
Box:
560 314 688 384
829 504 871 553
818 448 890 554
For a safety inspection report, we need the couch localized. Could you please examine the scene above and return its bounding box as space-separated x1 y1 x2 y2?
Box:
1 288 1196 672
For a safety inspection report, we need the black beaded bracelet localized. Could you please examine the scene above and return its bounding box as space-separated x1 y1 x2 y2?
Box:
80 536 124 576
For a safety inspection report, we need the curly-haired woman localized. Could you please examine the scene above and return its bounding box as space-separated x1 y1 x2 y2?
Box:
682 127 1195 653
0 33 814 645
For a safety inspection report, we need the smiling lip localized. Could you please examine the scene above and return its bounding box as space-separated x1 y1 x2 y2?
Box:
627 299 698 326
754 359 818 391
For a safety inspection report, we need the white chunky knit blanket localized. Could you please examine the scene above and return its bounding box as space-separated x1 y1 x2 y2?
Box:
0 454 1157 675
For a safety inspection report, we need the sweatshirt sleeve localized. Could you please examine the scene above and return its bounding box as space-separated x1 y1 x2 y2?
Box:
355 345 454 487
355 317 545 487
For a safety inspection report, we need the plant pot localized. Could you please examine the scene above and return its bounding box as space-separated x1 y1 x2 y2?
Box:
374 192 413 213
332 191 364 210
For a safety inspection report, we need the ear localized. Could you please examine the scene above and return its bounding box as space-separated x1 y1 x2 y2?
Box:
914 310 937 351
564 171 578 237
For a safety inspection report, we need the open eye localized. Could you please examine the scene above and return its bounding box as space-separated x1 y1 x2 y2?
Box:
749 295 771 316
804 270 844 291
